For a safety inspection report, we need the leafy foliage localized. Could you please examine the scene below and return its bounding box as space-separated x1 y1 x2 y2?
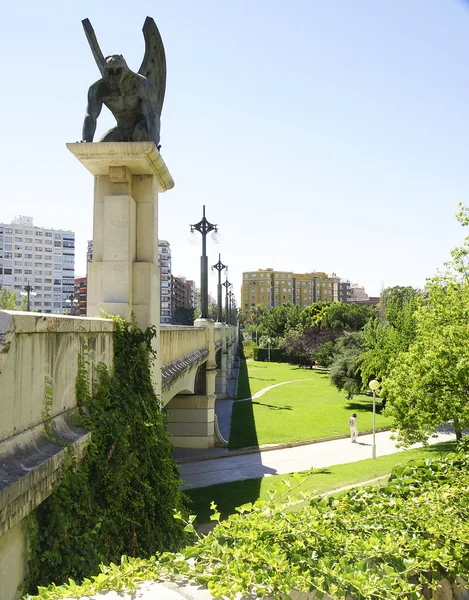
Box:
357 286 422 388
25 317 187 594
329 332 365 398
0 286 18 309
383 208 469 444
26 444 469 600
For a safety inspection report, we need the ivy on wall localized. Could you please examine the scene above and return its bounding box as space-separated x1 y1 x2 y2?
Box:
25 317 188 594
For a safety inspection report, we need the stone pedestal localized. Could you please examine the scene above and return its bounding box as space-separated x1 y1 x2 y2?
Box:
67 142 174 397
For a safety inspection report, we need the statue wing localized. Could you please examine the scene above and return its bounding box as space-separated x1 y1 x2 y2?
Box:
82 19 107 78
138 17 167 116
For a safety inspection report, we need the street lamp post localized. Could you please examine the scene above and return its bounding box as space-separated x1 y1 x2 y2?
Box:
21 281 37 311
66 293 79 315
228 289 234 325
190 206 219 319
368 379 380 459
222 278 231 325
211 254 228 322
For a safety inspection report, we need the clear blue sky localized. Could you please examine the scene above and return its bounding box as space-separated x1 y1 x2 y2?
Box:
2 0 469 299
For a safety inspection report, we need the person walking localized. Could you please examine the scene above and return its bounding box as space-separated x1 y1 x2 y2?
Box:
348 413 358 443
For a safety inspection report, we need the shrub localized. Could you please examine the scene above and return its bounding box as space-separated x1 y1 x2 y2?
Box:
252 346 285 362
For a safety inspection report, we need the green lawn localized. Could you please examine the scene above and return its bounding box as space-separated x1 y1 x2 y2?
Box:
230 360 389 449
185 442 456 524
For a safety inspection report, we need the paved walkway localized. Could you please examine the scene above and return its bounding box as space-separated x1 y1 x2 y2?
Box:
178 429 455 490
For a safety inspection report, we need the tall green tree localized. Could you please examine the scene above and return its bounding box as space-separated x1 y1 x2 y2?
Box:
329 332 365 398
383 205 469 443
358 286 422 387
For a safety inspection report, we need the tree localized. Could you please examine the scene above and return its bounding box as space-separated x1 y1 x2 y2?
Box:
329 332 365 398
383 280 469 443
172 307 194 325
358 286 422 387
0 287 18 310
383 206 469 444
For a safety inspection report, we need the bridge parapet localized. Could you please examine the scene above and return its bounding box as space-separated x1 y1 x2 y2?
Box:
160 325 206 365
0 310 115 599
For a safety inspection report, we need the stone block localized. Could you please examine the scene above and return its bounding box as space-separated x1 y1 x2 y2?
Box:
166 408 214 424
55 317 77 333
35 315 57 333
167 395 215 410
89 317 114 332
73 318 92 333
101 261 133 303
95 302 132 321
136 200 157 262
170 435 214 449
103 195 136 263
87 262 103 311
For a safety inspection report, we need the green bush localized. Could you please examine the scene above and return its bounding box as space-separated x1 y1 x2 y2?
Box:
242 339 254 359
28 443 469 600
253 346 286 362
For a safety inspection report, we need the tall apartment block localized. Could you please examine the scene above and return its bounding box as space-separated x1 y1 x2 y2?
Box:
171 275 197 315
158 240 172 324
0 216 75 313
241 268 351 313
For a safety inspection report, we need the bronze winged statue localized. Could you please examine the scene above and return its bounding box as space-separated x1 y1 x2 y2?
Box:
81 17 166 146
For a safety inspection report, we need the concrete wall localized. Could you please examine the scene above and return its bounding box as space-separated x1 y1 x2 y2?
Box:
0 310 115 600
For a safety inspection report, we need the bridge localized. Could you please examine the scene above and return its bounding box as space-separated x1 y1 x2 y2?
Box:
1 142 240 597
0 310 237 598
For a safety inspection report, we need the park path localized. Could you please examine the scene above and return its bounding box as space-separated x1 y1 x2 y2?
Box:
237 378 314 402
178 429 455 490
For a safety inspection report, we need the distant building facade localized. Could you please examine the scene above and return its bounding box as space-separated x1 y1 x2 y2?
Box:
158 240 172 324
350 283 379 307
74 276 87 316
241 268 351 314
0 216 75 313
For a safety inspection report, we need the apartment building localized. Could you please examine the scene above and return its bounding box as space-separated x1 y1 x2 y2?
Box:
158 240 172 324
0 216 75 313
74 276 87 316
241 268 351 313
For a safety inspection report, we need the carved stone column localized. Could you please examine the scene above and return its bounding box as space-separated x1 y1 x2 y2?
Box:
67 141 174 397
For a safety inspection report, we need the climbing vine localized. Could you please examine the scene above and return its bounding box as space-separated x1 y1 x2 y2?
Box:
25 317 188 594
26 442 469 600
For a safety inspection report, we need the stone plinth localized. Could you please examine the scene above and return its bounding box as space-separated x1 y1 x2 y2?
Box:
67 142 174 397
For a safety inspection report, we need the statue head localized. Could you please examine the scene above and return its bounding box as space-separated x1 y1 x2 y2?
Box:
104 54 129 88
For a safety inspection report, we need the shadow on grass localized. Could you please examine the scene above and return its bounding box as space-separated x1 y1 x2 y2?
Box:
345 397 386 415
252 401 293 411
230 361 259 449
185 468 333 524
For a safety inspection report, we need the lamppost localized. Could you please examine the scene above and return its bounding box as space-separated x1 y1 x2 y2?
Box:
211 254 228 322
21 281 37 311
222 278 231 325
189 206 219 319
228 289 234 325
66 293 79 315
369 379 380 459
267 337 271 362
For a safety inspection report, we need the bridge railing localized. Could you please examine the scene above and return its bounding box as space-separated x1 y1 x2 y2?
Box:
160 325 207 366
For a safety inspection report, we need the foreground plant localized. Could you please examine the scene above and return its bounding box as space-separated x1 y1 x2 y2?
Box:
26 442 469 600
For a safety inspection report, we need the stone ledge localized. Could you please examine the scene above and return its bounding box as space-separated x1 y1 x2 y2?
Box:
162 349 209 390
0 310 114 339
66 142 174 192
0 414 91 536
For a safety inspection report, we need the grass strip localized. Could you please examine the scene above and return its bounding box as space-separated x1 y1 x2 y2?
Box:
184 441 456 523
230 360 390 449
